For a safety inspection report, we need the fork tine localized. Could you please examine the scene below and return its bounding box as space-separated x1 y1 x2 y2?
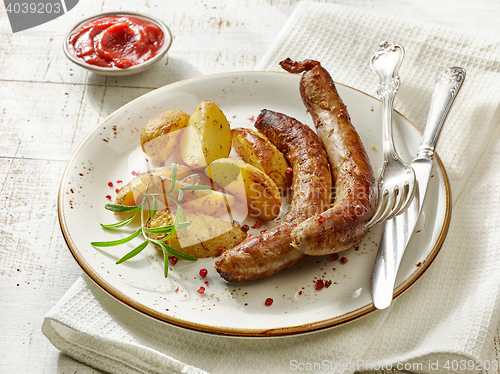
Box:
368 179 416 227
385 183 408 221
367 186 400 227
366 190 389 227
395 180 416 217
375 186 398 224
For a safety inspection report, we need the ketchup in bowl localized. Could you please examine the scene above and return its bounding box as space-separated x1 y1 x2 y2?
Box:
67 14 166 69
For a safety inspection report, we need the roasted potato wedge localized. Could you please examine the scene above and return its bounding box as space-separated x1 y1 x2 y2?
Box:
114 165 191 207
180 101 231 168
140 110 190 163
170 178 238 217
206 158 282 221
232 127 291 191
146 210 247 258
114 165 235 217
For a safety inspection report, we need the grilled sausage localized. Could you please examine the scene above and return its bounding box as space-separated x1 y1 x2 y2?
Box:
257 110 332 224
215 110 332 281
280 58 376 256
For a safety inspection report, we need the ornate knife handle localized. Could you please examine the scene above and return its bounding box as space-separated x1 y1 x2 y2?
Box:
416 67 466 159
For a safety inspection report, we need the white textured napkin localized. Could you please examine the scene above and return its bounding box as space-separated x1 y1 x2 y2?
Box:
43 2 500 373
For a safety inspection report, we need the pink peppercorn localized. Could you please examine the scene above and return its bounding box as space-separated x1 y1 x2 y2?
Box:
252 221 263 229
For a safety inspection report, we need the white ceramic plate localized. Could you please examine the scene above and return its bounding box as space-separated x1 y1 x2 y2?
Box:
59 71 451 336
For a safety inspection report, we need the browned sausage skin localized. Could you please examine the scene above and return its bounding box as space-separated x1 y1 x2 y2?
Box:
215 110 332 282
255 110 332 224
280 58 376 256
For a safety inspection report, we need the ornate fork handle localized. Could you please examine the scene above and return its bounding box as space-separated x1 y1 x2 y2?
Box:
372 41 404 162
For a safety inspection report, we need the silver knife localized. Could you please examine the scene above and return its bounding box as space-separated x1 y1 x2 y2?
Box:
371 67 466 309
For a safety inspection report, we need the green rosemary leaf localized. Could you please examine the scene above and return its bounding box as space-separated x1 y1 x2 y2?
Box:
100 208 141 230
148 223 190 245
167 196 186 224
179 185 212 191
144 221 190 234
177 185 212 201
144 225 174 234
177 189 184 201
150 197 158 220
158 222 189 242
168 163 178 193
173 206 184 232
180 207 187 222
177 207 188 235
144 193 152 211
116 240 150 264
162 247 169 278
160 242 197 262
105 203 141 213
91 227 142 247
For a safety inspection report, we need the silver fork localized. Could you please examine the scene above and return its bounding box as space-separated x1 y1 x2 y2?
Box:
367 42 416 227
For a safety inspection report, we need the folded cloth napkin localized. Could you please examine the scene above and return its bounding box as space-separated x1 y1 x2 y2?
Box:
43 2 500 373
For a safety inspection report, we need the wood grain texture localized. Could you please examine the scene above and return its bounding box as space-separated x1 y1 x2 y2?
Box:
1 0 499 373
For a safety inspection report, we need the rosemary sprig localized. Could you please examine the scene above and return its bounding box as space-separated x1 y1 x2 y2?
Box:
91 163 209 277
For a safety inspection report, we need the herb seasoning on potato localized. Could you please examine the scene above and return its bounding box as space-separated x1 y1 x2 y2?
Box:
180 101 232 168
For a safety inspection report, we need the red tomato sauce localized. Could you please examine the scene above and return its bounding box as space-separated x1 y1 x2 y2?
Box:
68 15 165 69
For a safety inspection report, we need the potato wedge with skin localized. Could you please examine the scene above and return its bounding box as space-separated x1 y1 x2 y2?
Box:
141 110 190 163
114 165 191 207
146 210 247 258
148 176 238 218
114 166 235 217
232 128 291 191
206 158 282 221
180 101 231 168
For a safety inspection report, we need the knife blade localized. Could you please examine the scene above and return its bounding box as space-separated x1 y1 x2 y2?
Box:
371 67 465 309
371 193 419 309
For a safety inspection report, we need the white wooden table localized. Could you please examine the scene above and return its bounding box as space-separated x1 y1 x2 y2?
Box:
1 0 499 372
